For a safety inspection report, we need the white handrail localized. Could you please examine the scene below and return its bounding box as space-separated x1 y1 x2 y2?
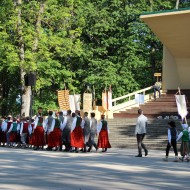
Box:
112 86 152 105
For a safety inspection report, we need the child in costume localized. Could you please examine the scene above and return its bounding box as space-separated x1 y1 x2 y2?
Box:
176 123 189 161
163 121 179 162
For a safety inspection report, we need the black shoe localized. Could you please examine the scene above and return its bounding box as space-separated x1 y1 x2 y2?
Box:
46 147 52 151
145 150 148 156
33 146 39 150
135 155 142 157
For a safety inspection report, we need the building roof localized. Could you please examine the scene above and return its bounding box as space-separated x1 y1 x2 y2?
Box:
140 8 190 58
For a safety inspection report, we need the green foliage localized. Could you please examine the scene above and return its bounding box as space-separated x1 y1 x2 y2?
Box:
0 0 189 115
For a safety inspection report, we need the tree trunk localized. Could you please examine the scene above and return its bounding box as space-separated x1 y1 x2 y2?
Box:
16 0 31 117
30 1 46 116
16 1 46 117
33 2 46 52
175 0 179 9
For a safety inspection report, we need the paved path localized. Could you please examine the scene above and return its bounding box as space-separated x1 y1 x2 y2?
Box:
0 147 189 190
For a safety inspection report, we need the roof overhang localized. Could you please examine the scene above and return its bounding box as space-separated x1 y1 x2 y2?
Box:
140 9 190 59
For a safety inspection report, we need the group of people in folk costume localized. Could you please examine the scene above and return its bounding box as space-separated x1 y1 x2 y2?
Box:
0 108 111 153
163 120 190 162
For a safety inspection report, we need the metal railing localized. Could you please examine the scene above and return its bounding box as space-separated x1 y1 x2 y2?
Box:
111 86 153 112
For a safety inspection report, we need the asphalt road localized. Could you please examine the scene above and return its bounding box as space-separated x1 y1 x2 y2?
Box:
0 147 189 190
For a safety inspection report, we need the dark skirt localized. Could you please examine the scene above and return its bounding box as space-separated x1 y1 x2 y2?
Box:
0 131 7 143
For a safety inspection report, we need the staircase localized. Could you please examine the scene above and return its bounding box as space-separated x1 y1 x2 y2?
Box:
108 90 190 150
113 93 179 119
107 118 182 150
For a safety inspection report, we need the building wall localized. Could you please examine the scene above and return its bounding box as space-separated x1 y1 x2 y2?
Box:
176 58 190 89
163 46 190 91
163 46 180 91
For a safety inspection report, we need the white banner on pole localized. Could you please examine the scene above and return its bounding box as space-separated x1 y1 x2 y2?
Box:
69 94 81 113
175 95 188 119
135 94 145 104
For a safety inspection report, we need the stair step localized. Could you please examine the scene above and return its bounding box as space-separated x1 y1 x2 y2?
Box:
109 90 189 150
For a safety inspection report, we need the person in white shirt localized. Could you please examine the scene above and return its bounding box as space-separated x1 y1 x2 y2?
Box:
60 110 70 151
20 117 30 148
135 109 148 157
44 111 55 151
163 121 179 162
87 112 98 152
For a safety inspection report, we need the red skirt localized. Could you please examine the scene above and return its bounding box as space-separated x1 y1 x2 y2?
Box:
32 126 45 146
29 134 34 145
9 131 17 142
70 126 84 148
98 130 111 148
48 128 62 148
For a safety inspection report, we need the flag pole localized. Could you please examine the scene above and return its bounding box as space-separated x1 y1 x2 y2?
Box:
177 87 187 124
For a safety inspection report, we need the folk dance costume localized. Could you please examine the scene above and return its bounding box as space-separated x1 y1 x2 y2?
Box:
44 112 55 150
87 112 98 152
61 110 72 152
97 115 111 152
0 118 7 146
6 117 13 146
16 119 21 147
20 118 30 147
28 120 35 146
0 119 3 145
81 112 91 152
70 112 84 152
33 116 45 150
177 124 189 161
45 112 62 151
7 118 18 146
163 121 179 162
50 118 62 150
